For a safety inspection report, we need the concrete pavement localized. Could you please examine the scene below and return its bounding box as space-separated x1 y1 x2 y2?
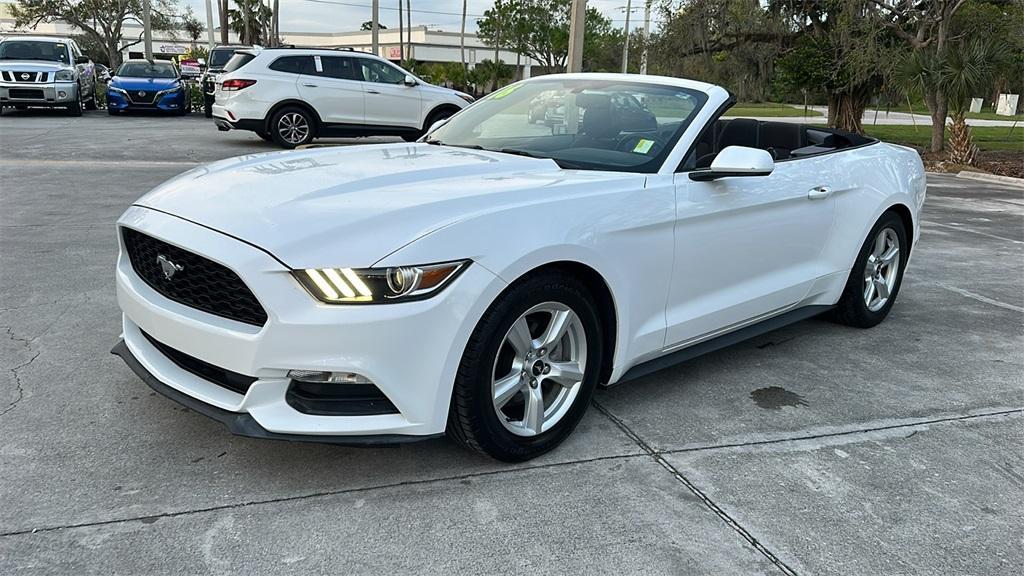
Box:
1 111 1022 575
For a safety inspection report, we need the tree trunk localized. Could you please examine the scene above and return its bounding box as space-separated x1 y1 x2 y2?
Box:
219 0 229 44
946 112 977 165
828 89 870 134
924 88 948 153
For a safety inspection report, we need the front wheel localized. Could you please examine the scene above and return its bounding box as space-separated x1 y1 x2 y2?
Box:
447 272 603 462
832 211 909 328
67 84 83 116
269 106 315 148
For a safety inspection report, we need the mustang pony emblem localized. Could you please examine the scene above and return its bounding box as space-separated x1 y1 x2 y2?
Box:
156 254 184 280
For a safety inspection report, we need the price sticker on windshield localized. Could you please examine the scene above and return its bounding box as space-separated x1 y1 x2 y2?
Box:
633 139 655 154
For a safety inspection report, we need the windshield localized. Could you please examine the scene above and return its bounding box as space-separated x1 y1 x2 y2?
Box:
117 61 178 78
0 40 70 63
209 48 236 68
427 79 707 172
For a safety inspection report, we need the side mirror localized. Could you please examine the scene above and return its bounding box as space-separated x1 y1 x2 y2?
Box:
403 74 418 87
689 146 774 181
75 55 90 65
426 117 451 134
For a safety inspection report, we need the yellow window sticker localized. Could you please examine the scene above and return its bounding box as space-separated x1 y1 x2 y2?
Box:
490 84 522 99
633 139 655 154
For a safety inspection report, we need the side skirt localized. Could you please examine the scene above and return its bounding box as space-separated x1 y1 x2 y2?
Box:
613 305 834 386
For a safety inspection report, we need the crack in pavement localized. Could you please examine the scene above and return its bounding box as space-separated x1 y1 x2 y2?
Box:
592 400 800 576
660 408 1024 455
0 453 646 538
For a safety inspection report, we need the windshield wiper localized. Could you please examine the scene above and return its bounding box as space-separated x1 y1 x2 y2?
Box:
425 139 484 150
498 148 541 158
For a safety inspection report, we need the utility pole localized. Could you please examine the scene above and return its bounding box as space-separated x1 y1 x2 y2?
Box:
460 0 467 75
240 0 250 44
143 0 153 60
406 0 412 60
273 0 280 46
620 0 632 74
204 0 215 51
566 0 585 73
640 0 651 74
371 0 380 56
398 0 404 61
219 0 228 44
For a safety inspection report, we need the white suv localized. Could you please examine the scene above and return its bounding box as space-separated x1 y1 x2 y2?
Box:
211 47 474 148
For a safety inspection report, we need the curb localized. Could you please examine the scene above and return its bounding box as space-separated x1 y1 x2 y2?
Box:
956 171 1024 188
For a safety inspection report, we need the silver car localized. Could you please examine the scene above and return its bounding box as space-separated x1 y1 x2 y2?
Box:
0 35 97 116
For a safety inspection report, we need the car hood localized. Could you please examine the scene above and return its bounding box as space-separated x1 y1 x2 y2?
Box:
111 76 179 90
0 60 69 72
134 143 635 269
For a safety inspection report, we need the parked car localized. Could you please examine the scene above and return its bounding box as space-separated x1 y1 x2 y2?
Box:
0 35 97 115
95 63 112 83
200 44 251 118
107 60 189 115
210 46 474 147
112 73 926 461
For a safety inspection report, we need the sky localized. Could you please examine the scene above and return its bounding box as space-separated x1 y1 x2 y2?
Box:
179 0 658 35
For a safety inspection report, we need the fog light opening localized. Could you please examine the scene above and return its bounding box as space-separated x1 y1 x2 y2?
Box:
287 370 373 385
58 91 67 99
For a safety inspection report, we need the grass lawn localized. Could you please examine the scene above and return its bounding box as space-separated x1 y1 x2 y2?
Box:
864 125 1024 152
723 102 821 117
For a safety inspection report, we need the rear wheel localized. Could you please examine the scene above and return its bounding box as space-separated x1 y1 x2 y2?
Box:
832 211 908 328
448 272 603 462
270 106 315 148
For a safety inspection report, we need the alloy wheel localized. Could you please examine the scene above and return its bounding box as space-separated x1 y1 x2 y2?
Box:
277 112 310 145
491 302 587 437
863 227 900 312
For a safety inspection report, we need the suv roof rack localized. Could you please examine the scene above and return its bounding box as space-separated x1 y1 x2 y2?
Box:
264 45 355 52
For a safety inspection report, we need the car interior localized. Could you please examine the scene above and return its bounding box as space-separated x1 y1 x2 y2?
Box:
685 118 875 170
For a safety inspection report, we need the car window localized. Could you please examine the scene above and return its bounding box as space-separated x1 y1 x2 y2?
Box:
116 61 178 78
269 55 313 74
222 52 255 73
357 58 405 84
428 79 707 173
209 48 236 68
0 40 70 63
317 56 357 80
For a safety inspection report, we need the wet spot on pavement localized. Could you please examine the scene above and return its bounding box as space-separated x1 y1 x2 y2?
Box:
750 386 808 410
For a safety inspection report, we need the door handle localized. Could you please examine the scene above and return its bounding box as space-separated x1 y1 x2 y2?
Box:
366 89 380 95
302 83 318 88
808 186 832 200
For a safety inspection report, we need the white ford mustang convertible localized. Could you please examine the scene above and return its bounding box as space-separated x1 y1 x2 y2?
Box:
113 73 926 461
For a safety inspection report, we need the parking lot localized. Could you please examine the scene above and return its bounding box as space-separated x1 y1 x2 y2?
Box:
1 110 1022 575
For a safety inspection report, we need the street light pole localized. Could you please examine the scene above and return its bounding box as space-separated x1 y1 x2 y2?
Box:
566 0 585 73
371 0 379 56
143 0 153 60
620 0 632 74
204 0 215 50
640 0 651 74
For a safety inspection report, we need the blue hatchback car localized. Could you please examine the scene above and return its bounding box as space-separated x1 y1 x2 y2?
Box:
107 60 189 115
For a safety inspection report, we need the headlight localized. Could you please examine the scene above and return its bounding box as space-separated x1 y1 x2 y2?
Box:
55 70 74 81
294 260 469 304
108 86 127 95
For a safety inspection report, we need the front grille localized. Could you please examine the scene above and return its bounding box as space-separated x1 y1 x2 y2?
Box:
11 71 38 82
122 228 268 326
142 331 256 395
9 88 44 99
127 90 157 104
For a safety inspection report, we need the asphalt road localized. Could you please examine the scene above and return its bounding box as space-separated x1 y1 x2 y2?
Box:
1 110 1022 576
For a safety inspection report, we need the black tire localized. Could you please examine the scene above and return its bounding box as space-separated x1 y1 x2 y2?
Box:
67 85 83 117
447 271 604 462
832 210 909 328
85 89 98 110
108 108 118 116
269 106 315 148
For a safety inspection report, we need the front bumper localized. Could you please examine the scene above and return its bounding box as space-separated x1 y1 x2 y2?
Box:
0 81 77 106
107 88 186 112
114 206 500 440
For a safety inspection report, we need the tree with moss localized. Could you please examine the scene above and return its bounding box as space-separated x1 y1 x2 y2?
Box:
12 0 178 67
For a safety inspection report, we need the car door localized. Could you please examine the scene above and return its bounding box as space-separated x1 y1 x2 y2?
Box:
296 55 365 126
664 152 837 347
69 41 93 92
356 57 422 128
